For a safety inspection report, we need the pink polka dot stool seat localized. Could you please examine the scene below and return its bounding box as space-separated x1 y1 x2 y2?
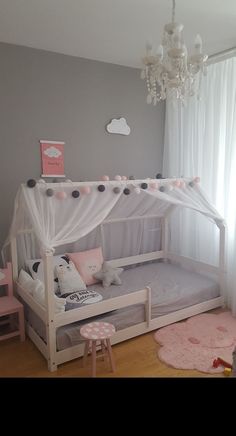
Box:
80 321 116 377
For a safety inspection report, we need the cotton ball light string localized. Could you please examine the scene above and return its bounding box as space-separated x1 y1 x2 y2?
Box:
165 183 173 192
123 188 130 195
173 180 181 188
141 182 148 190
46 188 54 197
56 191 67 200
113 187 121 194
101 175 109 181
149 182 158 190
80 186 91 195
27 179 37 188
97 184 106 192
72 190 80 198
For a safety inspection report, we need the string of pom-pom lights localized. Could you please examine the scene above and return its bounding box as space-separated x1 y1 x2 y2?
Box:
26 176 201 199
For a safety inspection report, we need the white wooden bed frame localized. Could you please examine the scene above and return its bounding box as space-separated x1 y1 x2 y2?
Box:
10 213 226 372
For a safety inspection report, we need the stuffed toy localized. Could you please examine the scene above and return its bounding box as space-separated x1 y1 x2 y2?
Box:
55 261 87 296
93 261 123 288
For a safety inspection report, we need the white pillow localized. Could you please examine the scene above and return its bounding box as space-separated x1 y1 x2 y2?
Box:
26 255 70 293
18 269 35 295
55 261 87 297
31 279 66 313
18 269 66 313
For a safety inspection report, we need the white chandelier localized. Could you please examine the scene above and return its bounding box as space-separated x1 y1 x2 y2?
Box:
141 0 208 104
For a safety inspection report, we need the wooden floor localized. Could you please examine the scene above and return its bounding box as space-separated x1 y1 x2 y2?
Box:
0 327 224 378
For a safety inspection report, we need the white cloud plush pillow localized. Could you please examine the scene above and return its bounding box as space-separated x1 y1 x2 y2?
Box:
55 261 87 297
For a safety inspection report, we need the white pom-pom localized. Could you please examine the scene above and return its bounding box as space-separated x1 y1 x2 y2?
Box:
101 175 109 181
115 175 122 181
134 187 141 194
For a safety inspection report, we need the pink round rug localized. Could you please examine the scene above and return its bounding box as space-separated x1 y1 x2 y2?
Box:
154 312 236 373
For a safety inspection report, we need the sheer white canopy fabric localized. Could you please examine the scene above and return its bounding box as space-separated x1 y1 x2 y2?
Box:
6 179 223 256
163 56 236 314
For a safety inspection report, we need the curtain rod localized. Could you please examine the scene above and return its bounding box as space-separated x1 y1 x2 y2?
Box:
207 47 236 65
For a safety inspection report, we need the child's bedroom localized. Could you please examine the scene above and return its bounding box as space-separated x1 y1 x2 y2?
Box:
0 0 236 378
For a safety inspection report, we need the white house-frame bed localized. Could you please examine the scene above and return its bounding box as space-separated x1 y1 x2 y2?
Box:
4 178 226 371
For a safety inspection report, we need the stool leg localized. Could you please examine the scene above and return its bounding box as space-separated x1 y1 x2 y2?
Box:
101 340 106 361
18 307 25 342
83 340 89 367
106 339 115 372
92 341 97 377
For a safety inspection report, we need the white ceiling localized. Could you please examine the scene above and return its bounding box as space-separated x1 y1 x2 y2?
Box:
0 0 235 68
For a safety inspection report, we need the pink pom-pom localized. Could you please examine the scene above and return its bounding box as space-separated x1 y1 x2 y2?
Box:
194 177 200 183
80 186 91 195
134 187 141 194
180 181 186 189
121 176 127 180
56 191 67 200
115 175 122 181
101 175 109 181
173 180 181 187
149 182 158 190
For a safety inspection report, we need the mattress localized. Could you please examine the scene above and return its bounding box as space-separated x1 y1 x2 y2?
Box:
24 261 220 351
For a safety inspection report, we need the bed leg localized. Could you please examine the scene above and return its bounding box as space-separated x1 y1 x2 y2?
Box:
48 359 57 372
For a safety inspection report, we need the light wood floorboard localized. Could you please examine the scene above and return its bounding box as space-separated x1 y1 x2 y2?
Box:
0 315 225 378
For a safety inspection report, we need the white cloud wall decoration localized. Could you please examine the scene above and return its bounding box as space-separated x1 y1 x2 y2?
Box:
106 117 131 135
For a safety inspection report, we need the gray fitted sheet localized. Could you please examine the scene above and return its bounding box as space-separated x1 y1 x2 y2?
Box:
24 261 220 351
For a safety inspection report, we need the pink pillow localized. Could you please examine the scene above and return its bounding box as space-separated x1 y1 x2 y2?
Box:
67 248 104 286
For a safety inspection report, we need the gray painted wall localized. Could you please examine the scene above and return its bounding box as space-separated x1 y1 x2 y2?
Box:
0 42 165 252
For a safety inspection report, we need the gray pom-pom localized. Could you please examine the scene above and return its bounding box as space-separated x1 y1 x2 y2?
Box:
159 186 165 192
98 184 105 192
156 173 162 179
113 187 121 194
123 188 130 195
129 176 135 180
189 181 194 187
27 179 36 188
141 182 148 189
72 190 80 198
46 188 54 197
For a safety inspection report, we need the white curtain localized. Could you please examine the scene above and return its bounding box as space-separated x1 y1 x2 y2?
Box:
163 56 236 314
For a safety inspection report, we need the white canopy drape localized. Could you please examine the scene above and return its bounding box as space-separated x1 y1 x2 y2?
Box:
6 178 223 254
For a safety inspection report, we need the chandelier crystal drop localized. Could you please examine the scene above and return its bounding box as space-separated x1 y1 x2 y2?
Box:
141 0 208 104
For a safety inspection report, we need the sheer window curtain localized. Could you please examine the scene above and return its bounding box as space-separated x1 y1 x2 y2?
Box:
163 55 236 314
